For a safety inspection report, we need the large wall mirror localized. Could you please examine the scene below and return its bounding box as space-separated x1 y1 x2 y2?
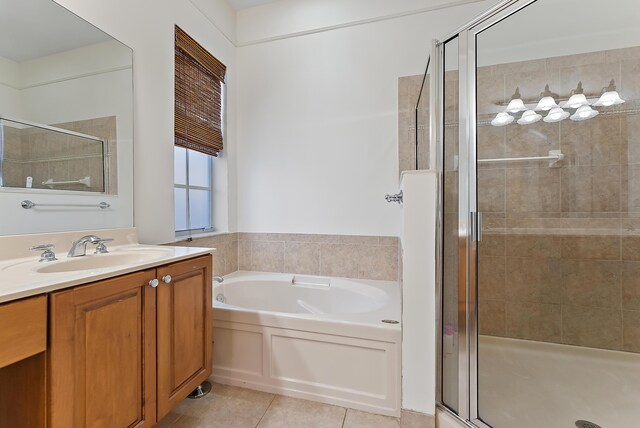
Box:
0 0 133 235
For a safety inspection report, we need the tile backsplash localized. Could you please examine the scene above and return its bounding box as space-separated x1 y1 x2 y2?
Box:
170 232 400 282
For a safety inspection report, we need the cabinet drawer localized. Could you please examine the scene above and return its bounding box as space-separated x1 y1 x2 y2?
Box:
0 296 47 368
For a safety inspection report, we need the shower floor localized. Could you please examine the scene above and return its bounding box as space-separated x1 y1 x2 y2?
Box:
477 335 640 428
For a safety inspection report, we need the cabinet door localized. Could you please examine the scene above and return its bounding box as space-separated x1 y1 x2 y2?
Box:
156 255 212 419
48 270 157 428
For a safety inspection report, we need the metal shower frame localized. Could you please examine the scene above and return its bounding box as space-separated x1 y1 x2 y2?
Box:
431 0 540 426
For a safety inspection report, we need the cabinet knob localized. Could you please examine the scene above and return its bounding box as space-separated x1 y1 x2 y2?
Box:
162 275 172 284
149 278 159 288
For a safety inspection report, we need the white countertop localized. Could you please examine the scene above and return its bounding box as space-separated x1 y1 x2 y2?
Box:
0 243 214 304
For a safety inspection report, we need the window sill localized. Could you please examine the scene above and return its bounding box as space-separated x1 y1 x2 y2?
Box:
173 230 229 243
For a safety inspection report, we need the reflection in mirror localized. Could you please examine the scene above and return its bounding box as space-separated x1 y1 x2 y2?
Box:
1 117 109 193
0 0 131 194
0 0 133 235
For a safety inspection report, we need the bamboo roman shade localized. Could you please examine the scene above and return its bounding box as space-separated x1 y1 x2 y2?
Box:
175 26 226 156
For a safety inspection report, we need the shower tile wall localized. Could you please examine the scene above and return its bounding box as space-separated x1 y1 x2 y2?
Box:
476 45 640 353
2 116 117 193
170 232 400 282
398 75 429 174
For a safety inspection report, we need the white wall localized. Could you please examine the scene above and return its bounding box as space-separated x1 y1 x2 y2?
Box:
235 0 496 236
236 0 489 45
0 56 23 117
53 0 237 244
401 170 437 414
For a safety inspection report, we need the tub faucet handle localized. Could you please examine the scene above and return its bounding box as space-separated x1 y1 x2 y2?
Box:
213 276 224 283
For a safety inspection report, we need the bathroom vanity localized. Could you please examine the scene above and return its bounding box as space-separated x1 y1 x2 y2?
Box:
0 228 213 428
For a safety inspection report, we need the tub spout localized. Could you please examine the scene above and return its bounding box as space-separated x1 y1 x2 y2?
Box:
213 276 224 283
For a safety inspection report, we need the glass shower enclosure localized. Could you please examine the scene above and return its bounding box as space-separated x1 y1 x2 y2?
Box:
434 0 640 427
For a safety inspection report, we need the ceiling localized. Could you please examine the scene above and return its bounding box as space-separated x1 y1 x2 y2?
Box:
0 0 113 62
227 0 279 10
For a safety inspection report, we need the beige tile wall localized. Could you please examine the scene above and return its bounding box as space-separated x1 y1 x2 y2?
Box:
170 232 400 282
399 46 640 353
1 116 117 193
398 75 429 174
168 233 239 277
474 45 640 353
238 233 400 281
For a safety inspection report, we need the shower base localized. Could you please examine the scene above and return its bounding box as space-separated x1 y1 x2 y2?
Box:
477 335 640 428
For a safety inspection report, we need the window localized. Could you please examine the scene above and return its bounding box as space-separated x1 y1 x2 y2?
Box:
174 147 213 234
174 26 226 235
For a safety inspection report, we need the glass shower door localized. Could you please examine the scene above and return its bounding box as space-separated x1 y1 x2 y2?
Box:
440 36 462 414
473 0 640 427
436 0 640 427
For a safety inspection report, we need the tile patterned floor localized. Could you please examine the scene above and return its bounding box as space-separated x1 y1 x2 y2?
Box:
157 380 430 428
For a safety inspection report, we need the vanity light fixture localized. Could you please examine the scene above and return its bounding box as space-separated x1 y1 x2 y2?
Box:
563 82 589 109
570 105 599 121
534 85 559 111
593 79 625 107
543 107 570 123
505 88 526 113
517 109 542 125
491 111 515 127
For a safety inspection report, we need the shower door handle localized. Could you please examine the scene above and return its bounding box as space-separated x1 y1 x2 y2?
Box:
470 212 483 242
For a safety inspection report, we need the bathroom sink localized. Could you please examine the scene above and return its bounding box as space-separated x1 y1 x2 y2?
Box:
36 248 172 273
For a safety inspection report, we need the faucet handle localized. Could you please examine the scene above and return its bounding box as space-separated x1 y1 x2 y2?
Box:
30 244 58 262
31 243 54 251
94 238 114 254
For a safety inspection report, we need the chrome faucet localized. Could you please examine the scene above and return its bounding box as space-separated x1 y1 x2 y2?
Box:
213 276 224 283
67 235 101 257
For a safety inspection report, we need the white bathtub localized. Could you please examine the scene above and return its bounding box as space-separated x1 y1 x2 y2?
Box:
212 271 402 417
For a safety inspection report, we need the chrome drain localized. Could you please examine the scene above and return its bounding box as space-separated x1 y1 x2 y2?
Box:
382 319 399 324
216 293 226 303
575 420 603 428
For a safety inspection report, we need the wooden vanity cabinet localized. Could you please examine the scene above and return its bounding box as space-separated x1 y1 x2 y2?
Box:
48 254 212 428
157 256 212 419
48 269 158 428
0 295 48 428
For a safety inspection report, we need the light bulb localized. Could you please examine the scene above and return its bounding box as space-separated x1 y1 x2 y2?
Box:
563 93 589 109
570 105 599 121
491 112 514 127
517 110 542 125
593 91 625 107
535 96 558 111
543 107 569 123
506 98 526 113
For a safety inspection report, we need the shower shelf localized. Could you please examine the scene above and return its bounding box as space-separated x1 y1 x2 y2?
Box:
478 150 564 167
